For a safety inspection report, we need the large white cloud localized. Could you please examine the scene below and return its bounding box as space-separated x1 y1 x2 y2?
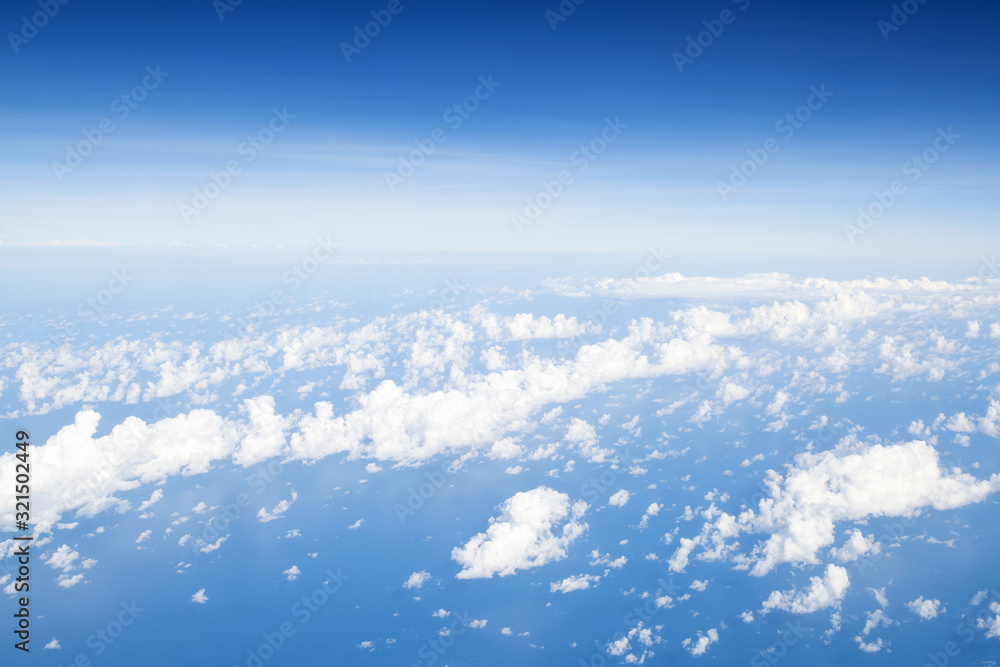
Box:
671 435 1000 576
451 487 588 579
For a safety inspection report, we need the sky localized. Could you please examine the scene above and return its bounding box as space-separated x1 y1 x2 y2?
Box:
3 3 1000 665
1 0 998 257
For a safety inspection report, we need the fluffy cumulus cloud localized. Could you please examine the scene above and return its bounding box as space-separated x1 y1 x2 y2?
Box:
191 589 209 604
451 487 588 579
907 596 945 620
670 435 1000 576
608 489 630 507
760 564 850 615
403 570 431 590
550 574 600 594
257 491 298 523
683 628 719 657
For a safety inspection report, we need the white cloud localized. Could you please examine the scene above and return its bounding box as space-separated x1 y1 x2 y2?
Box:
760 564 850 615
135 530 152 544
348 519 364 530
673 436 1000 576
690 579 708 591
978 602 1000 639
283 566 300 581
683 628 719 657
44 638 61 649
608 490 630 507
829 530 880 563
200 536 227 553
404 570 431 590
257 491 298 523
137 489 164 512
191 589 209 604
46 545 80 572
550 574 600 594
907 596 945 620
451 487 588 579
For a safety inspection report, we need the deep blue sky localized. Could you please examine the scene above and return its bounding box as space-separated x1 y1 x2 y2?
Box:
2 0 998 258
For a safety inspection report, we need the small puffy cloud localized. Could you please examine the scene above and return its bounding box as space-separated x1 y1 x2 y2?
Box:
739 611 754 623
761 564 850 615
135 530 152 544
283 566 301 581
550 574 600 594
452 487 588 579
977 602 1000 639
501 627 512 636
191 502 208 514
608 490 630 507
257 491 298 523
432 609 450 618
200 536 227 553
829 530 880 563
348 519 364 530
46 545 80 572
470 619 488 629
683 628 719 656
137 489 164 512
404 570 431 590
690 579 708 591
907 596 945 620
45 638 61 649
57 573 85 588
191 589 209 604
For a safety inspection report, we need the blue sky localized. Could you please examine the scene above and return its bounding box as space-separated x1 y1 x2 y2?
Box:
2 0 998 257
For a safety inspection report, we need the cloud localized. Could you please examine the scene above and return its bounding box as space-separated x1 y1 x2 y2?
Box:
191 589 209 604
452 487 588 579
137 489 164 512
608 489 630 507
978 602 1000 639
760 564 850 615
673 436 1000 576
46 545 79 572
135 530 152 544
683 628 719 657
690 579 708 591
907 596 945 620
403 570 431 590
348 519 364 530
550 574 600 594
283 566 300 581
257 491 298 523
44 638 61 649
